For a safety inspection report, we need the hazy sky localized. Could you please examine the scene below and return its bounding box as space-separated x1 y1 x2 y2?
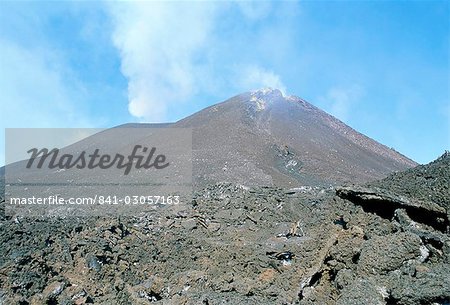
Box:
0 1 449 165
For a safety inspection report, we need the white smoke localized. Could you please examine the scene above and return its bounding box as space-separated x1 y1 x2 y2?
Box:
108 2 219 121
107 2 287 122
237 65 287 95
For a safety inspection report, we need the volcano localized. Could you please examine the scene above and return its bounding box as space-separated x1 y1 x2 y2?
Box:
160 88 415 187
4 88 417 191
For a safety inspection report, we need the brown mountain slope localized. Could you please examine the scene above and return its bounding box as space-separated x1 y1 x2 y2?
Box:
174 88 416 187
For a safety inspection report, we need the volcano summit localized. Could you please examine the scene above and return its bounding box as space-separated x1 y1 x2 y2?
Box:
129 88 415 187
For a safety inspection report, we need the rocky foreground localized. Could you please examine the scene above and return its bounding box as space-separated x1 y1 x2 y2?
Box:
0 153 449 304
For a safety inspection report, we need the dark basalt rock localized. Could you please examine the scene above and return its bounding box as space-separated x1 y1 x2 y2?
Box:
0 153 448 304
336 185 449 232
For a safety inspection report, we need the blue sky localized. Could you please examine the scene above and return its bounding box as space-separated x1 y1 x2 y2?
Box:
0 0 448 165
